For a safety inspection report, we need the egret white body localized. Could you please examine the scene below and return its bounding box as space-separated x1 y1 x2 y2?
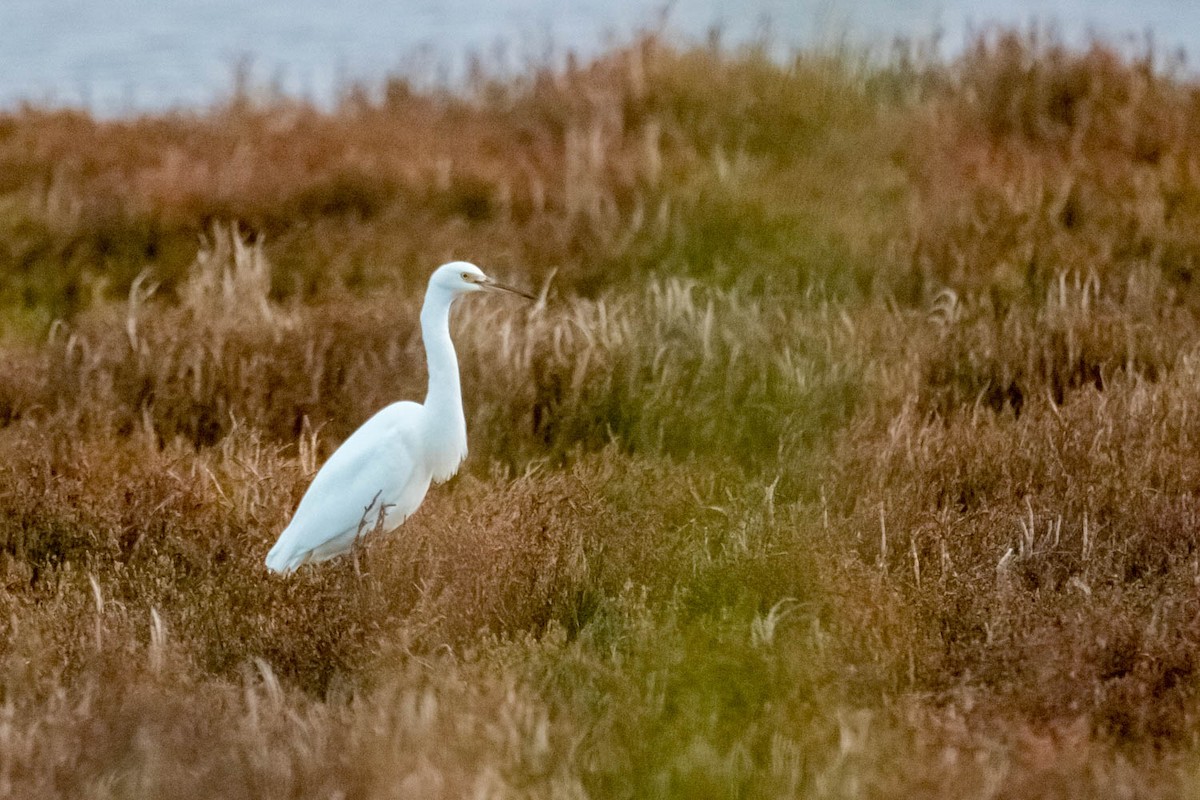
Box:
265 261 531 574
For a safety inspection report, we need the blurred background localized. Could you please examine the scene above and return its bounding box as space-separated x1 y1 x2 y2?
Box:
2 0 1195 115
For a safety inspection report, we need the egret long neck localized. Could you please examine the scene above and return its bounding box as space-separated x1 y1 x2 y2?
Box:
420 287 465 426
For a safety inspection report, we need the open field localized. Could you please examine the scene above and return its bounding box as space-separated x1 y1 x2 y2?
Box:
0 30 1199 798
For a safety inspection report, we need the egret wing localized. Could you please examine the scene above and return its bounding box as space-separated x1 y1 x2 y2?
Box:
265 402 429 572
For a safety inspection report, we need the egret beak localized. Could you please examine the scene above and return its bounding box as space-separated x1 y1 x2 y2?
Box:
479 275 535 299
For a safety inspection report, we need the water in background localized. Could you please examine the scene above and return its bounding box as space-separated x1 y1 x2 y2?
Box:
1 0 1196 116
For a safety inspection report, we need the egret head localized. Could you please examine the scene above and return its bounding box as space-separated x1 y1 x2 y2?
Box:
430 261 534 299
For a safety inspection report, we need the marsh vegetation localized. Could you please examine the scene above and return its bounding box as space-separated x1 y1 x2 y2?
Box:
0 30 1198 798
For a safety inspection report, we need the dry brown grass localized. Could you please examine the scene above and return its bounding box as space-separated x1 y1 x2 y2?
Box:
897 30 1200 309
1 28 1200 800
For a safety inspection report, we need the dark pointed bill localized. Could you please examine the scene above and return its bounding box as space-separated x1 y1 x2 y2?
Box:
480 275 535 299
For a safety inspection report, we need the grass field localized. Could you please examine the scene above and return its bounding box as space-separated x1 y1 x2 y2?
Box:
0 29 1199 798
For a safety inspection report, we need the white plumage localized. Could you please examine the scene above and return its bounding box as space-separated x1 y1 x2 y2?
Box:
265 261 531 574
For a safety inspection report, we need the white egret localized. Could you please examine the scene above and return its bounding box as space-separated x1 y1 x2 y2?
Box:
265 261 532 574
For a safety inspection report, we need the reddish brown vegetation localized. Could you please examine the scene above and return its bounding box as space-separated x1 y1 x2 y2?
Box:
0 30 1198 799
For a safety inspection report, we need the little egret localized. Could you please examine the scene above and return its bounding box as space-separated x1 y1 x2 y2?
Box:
265 261 533 574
